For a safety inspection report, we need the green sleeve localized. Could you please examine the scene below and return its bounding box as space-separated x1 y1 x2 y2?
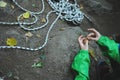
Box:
97 36 120 63
72 50 90 80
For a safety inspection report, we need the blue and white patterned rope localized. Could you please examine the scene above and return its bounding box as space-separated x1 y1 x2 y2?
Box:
47 0 84 24
0 0 84 51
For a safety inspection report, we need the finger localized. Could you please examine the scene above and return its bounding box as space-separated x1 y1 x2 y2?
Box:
88 37 96 40
87 33 95 38
87 33 96 40
88 28 98 34
87 37 96 40
78 35 83 41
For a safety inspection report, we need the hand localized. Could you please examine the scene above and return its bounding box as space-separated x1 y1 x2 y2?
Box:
78 35 88 50
87 28 101 41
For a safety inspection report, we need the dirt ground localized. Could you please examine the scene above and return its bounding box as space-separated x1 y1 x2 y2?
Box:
0 0 120 80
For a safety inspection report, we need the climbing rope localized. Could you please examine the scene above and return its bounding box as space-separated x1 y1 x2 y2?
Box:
0 0 84 51
48 0 84 25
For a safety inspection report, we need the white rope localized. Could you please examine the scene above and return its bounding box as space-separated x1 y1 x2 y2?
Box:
48 0 84 24
0 0 84 51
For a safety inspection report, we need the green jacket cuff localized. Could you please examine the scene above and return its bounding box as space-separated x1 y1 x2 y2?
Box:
97 36 120 62
72 50 90 80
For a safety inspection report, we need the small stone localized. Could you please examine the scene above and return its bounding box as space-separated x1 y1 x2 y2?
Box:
36 34 41 38
34 58 40 62
80 4 84 10
59 28 65 31
13 76 20 80
11 5 15 9
32 4 36 7
25 32 33 37
41 18 46 23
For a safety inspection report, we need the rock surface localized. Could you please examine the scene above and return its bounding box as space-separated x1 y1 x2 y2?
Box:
78 0 112 15
0 0 120 80
0 26 106 80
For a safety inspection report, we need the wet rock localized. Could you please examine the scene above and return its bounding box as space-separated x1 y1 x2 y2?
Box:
0 0 118 80
79 0 112 15
44 26 109 80
44 27 98 80
43 27 84 80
